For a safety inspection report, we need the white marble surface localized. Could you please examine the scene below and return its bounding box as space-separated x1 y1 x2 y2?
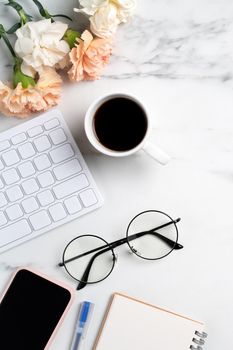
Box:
1 1 233 349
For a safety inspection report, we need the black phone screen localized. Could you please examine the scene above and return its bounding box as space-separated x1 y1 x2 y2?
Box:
0 269 72 350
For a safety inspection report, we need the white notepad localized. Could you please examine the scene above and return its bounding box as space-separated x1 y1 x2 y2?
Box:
94 293 207 350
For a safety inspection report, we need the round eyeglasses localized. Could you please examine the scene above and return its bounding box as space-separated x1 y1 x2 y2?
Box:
58 210 183 290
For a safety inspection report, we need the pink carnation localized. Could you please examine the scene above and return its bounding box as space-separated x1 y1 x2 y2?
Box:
0 67 62 118
68 30 113 82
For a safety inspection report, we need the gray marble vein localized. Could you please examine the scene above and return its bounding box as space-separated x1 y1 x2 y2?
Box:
104 15 233 81
1 0 233 82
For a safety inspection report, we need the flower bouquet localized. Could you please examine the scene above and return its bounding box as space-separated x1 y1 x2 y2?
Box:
0 0 136 118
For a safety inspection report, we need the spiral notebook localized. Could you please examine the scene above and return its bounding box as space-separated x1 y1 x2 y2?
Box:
93 293 207 350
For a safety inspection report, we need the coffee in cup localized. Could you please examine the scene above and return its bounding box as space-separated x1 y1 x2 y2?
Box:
94 97 147 152
84 93 170 165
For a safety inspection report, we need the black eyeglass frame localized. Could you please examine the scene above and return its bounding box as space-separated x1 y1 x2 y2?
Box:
61 234 116 287
59 210 183 290
126 210 180 260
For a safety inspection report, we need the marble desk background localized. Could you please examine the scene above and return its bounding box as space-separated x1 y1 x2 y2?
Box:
0 1 233 349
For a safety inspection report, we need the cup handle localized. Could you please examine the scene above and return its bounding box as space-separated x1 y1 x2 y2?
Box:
143 141 170 165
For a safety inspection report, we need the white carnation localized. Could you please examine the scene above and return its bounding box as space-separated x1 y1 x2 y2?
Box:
90 3 120 38
74 0 108 15
74 0 137 38
15 19 70 77
113 0 137 23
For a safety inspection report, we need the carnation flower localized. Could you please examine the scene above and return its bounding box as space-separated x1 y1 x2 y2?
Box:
0 23 62 118
90 3 120 38
113 0 137 23
0 67 62 118
14 19 70 77
68 30 113 81
77 0 109 15
74 0 136 38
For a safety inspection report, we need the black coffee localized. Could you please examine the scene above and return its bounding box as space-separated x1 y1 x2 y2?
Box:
94 97 148 152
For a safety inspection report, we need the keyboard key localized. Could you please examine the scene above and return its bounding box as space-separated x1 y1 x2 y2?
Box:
50 144 74 164
53 174 89 199
28 125 43 137
34 135 51 152
64 196 82 214
49 203 67 221
44 118 60 130
0 193 7 208
0 159 4 170
49 128 67 145
11 132 27 145
6 185 23 202
37 171 55 188
2 168 20 185
2 149 20 166
0 111 103 253
6 204 23 221
53 159 82 181
34 154 51 171
37 190 54 207
79 189 98 207
22 197 39 214
18 142 36 159
22 178 40 195
0 140 10 152
18 161 35 178
0 219 32 247
29 210 52 230
0 212 7 227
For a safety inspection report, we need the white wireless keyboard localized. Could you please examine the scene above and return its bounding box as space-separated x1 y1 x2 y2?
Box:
0 110 103 253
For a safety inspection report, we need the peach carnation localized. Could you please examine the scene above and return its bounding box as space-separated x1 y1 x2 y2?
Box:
68 30 113 82
0 67 62 118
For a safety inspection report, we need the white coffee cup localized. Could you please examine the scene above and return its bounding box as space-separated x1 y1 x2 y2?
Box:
84 93 170 165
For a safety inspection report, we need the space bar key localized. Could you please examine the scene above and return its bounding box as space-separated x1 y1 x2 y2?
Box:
0 220 32 248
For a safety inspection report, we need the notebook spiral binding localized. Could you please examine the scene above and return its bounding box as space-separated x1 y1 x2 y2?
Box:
190 330 208 350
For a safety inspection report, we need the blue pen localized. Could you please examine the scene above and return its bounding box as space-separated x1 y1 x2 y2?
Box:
70 301 94 350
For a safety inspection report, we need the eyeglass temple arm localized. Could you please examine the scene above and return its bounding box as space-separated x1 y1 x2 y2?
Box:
76 228 182 290
76 219 183 290
77 246 112 290
132 230 183 250
59 236 126 267
135 218 182 249
59 218 182 267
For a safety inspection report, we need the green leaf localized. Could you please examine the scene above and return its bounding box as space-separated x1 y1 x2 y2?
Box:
5 0 22 12
32 0 72 21
63 29 80 49
31 0 44 13
13 59 36 88
31 0 51 18
0 24 5 38
52 14 72 21
5 1 33 24
0 24 17 57
6 22 21 34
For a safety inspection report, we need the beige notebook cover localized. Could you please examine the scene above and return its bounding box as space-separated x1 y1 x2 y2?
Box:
93 293 207 350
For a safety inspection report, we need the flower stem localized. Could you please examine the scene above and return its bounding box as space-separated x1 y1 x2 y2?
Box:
0 24 36 88
0 24 17 58
31 0 72 22
5 0 33 25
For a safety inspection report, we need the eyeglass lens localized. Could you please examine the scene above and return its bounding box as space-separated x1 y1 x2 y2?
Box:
126 210 178 260
62 235 115 284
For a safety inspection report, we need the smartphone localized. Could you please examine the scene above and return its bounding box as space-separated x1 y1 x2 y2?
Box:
0 268 74 350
